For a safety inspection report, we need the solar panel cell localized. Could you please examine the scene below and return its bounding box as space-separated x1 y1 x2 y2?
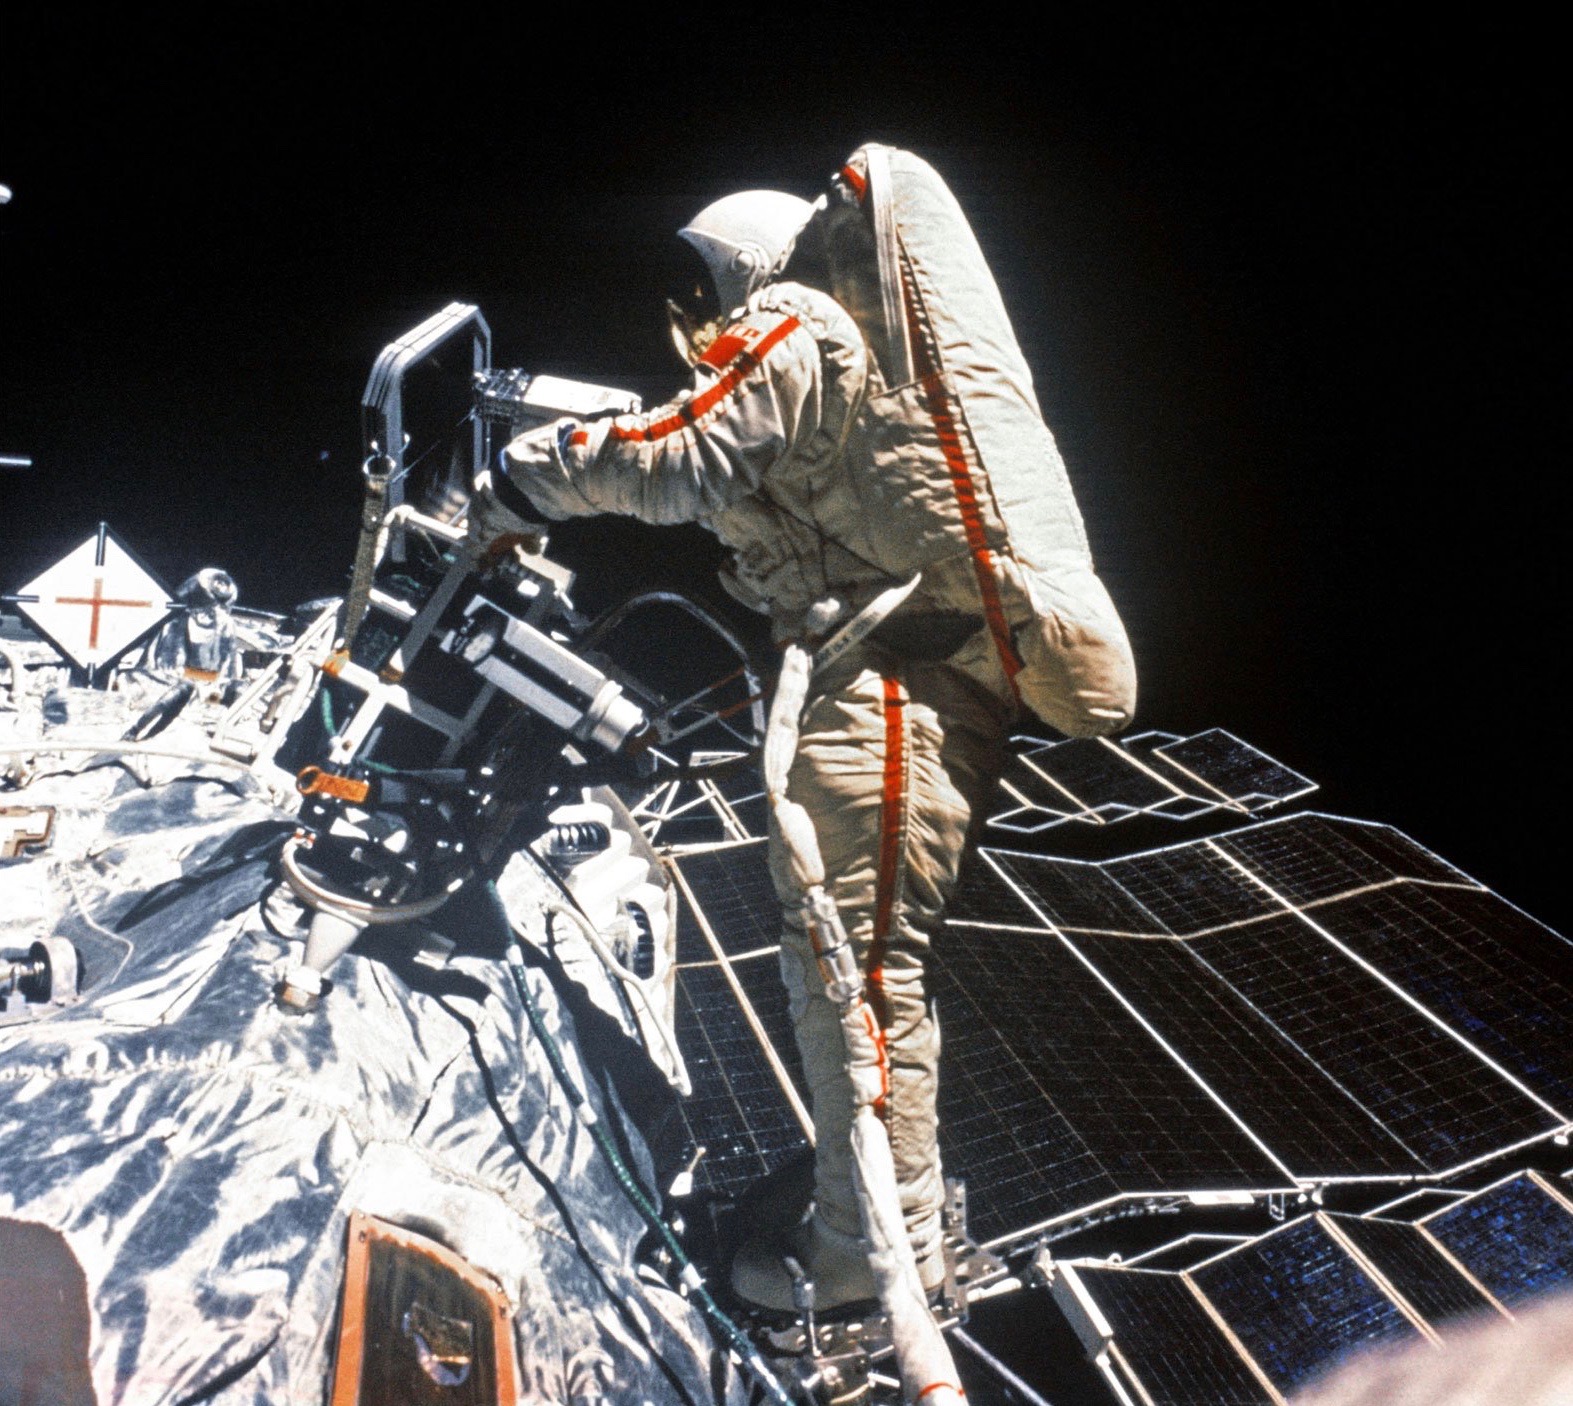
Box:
1062 921 1423 1179
988 852 1165 935
1213 816 1467 908
672 843 779 961
1154 730 1315 807
1181 917 1558 1171
1073 1265 1276 1405
1311 885 1573 1116
1421 1174 1573 1308
931 922 1289 1241
1191 1217 1424 1396
1326 1214 1500 1331
673 961 808 1197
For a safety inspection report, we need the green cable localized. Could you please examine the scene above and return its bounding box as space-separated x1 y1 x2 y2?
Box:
501 928 795 1406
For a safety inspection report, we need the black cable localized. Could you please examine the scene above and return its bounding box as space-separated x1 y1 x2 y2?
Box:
493 878 795 1405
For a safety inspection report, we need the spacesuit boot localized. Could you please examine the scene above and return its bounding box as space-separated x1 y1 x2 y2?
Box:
729 1208 884 1315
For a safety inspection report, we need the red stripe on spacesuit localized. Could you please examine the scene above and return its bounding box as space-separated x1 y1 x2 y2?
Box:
839 163 868 202
699 332 749 368
899 265 1024 694
609 315 802 442
865 676 905 1120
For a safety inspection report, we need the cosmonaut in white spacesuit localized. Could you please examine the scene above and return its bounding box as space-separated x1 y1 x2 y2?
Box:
481 144 1136 1312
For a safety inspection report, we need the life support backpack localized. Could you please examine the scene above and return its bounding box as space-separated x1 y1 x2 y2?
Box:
793 144 1137 738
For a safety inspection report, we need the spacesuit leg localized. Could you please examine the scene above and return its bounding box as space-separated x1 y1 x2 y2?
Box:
734 649 1009 1310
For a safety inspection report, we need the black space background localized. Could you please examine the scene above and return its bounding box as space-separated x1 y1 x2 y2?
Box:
2 20 1564 932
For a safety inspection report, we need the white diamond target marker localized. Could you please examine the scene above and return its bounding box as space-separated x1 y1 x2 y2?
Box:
15 526 172 668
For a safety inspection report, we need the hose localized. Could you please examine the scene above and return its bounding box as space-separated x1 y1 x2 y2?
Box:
765 642 965 1406
543 897 692 1098
0 740 254 772
499 909 795 1406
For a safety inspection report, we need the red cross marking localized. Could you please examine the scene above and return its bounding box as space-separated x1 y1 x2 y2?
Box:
55 576 153 649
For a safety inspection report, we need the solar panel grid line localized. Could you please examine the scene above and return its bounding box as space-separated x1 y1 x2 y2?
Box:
1402 1124 1573 1183
946 919 1060 935
1187 1216 1427 1396
1401 1220 1514 1320
698 777 753 842
1530 1166 1573 1216
1038 876 1426 941
1122 1234 1254 1269
1098 733 1195 802
949 1328 1058 1406
979 853 1302 1189
1146 924 1434 1171
1103 1340 1166 1406
1001 766 1103 826
1314 1213 1445 1345
1206 838 1573 1131
989 1193 1153 1250
677 943 782 968
1175 1269 1290 1406
1368 1187 1468 1218
667 858 815 1142
660 835 767 857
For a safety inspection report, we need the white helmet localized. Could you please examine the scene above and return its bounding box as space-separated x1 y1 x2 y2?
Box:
678 189 814 314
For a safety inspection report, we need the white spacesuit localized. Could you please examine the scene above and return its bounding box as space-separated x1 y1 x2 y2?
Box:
492 145 1136 1312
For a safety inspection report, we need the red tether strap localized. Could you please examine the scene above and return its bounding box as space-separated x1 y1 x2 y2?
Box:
899 264 1023 693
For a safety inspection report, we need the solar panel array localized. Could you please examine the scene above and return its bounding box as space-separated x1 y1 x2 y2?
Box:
1061 1171 1572 1404
970 813 1573 1197
989 728 1315 834
1070 1265 1275 1405
665 840 810 1198
1419 1171 1573 1308
640 733 1573 1254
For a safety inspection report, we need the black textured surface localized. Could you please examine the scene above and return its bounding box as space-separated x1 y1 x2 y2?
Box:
672 960 808 1198
1190 1216 1422 1396
1074 1264 1274 1405
931 922 1288 1243
1327 1214 1499 1331
671 842 779 962
1421 1174 1573 1309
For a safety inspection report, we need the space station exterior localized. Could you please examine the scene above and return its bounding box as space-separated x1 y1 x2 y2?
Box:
5 300 1573 1406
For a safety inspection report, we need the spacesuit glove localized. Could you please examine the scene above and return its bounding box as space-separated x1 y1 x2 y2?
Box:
467 463 548 557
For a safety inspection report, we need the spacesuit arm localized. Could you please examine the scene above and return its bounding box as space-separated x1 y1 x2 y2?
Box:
500 308 822 526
